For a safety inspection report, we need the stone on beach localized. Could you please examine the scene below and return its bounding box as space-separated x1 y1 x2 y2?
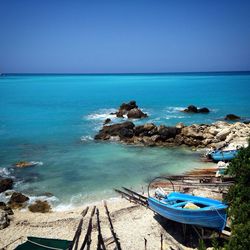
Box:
28 200 52 213
0 202 14 215
0 211 10 230
8 192 29 209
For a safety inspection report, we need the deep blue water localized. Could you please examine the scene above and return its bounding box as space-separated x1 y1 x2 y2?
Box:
0 73 250 208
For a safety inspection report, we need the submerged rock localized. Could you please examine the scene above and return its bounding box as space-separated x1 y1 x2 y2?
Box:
8 192 29 209
0 178 13 193
28 200 51 213
104 118 111 125
225 114 241 121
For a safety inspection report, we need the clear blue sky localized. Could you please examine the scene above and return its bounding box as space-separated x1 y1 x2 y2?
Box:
0 0 250 73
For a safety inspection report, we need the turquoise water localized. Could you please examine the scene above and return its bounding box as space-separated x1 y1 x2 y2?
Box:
0 73 250 208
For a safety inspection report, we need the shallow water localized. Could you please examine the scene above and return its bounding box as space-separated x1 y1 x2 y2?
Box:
0 73 250 207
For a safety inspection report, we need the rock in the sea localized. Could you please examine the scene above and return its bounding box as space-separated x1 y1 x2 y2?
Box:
0 211 10 230
182 105 210 113
183 105 198 113
0 202 14 215
0 178 13 193
8 192 29 209
119 100 137 111
198 107 210 113
95 121 135 140
115 101 148 119
28 200 51 213
127 108 148 119
94 115 250 149
225 114 241 121
104 118 111 125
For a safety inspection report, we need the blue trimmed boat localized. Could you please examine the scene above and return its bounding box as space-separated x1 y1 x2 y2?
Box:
148 192 227 231
210 149 238 162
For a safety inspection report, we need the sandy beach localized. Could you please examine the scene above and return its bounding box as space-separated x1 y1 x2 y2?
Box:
1 196 203 250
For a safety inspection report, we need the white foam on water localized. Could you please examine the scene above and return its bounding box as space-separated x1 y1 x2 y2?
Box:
80 135 94 142
85 108 117 121
30 161 43 166
165 115 186 120
0 167 12 177
165 106 186 113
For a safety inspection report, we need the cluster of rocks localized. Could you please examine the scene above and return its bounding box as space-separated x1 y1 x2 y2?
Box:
182 105 210 113
0 177 52 229
95 121 250 149
111 100 148 119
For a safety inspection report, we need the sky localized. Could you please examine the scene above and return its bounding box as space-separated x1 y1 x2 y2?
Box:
0 0 250 73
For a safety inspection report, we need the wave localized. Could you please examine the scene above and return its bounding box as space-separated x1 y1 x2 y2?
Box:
165 106 186 114
0 167 12 177
85 108 117 121
27 195 59 205
165 115 186 120
30 161 43 166
80 135 94 142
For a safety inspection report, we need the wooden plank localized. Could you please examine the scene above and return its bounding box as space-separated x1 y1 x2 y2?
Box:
122 187 147 200
80 206 96 250
96 208 106 250
104 201 122 250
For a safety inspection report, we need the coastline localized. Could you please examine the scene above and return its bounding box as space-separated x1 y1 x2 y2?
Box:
1 163 222 250
0 196 201 250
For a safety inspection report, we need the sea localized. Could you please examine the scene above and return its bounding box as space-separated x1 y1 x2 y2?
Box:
0 72 250 209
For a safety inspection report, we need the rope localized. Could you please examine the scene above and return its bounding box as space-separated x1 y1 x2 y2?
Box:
27 239 69 250
210 206 227 224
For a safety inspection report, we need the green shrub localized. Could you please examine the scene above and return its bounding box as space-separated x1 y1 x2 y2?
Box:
224 141 250 250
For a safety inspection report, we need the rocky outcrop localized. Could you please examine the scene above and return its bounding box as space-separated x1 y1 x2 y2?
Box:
95 120 250 149
94 121 135 140
8 192 29 209
113 101 148 119
0 178 13 193
28 200 51 213
182 105 210 113
225 114 240 121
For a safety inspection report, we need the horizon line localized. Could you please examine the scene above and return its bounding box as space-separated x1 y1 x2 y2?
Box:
1 70 250 76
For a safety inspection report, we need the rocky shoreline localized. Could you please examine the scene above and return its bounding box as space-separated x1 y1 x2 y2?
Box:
94 101 250 149
95 120 250 149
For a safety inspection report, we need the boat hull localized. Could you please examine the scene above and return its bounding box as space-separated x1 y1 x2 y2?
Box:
148 192 227 231
210 149 238 162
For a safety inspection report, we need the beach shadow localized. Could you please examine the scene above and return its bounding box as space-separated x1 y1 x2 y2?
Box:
153 214 225 248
